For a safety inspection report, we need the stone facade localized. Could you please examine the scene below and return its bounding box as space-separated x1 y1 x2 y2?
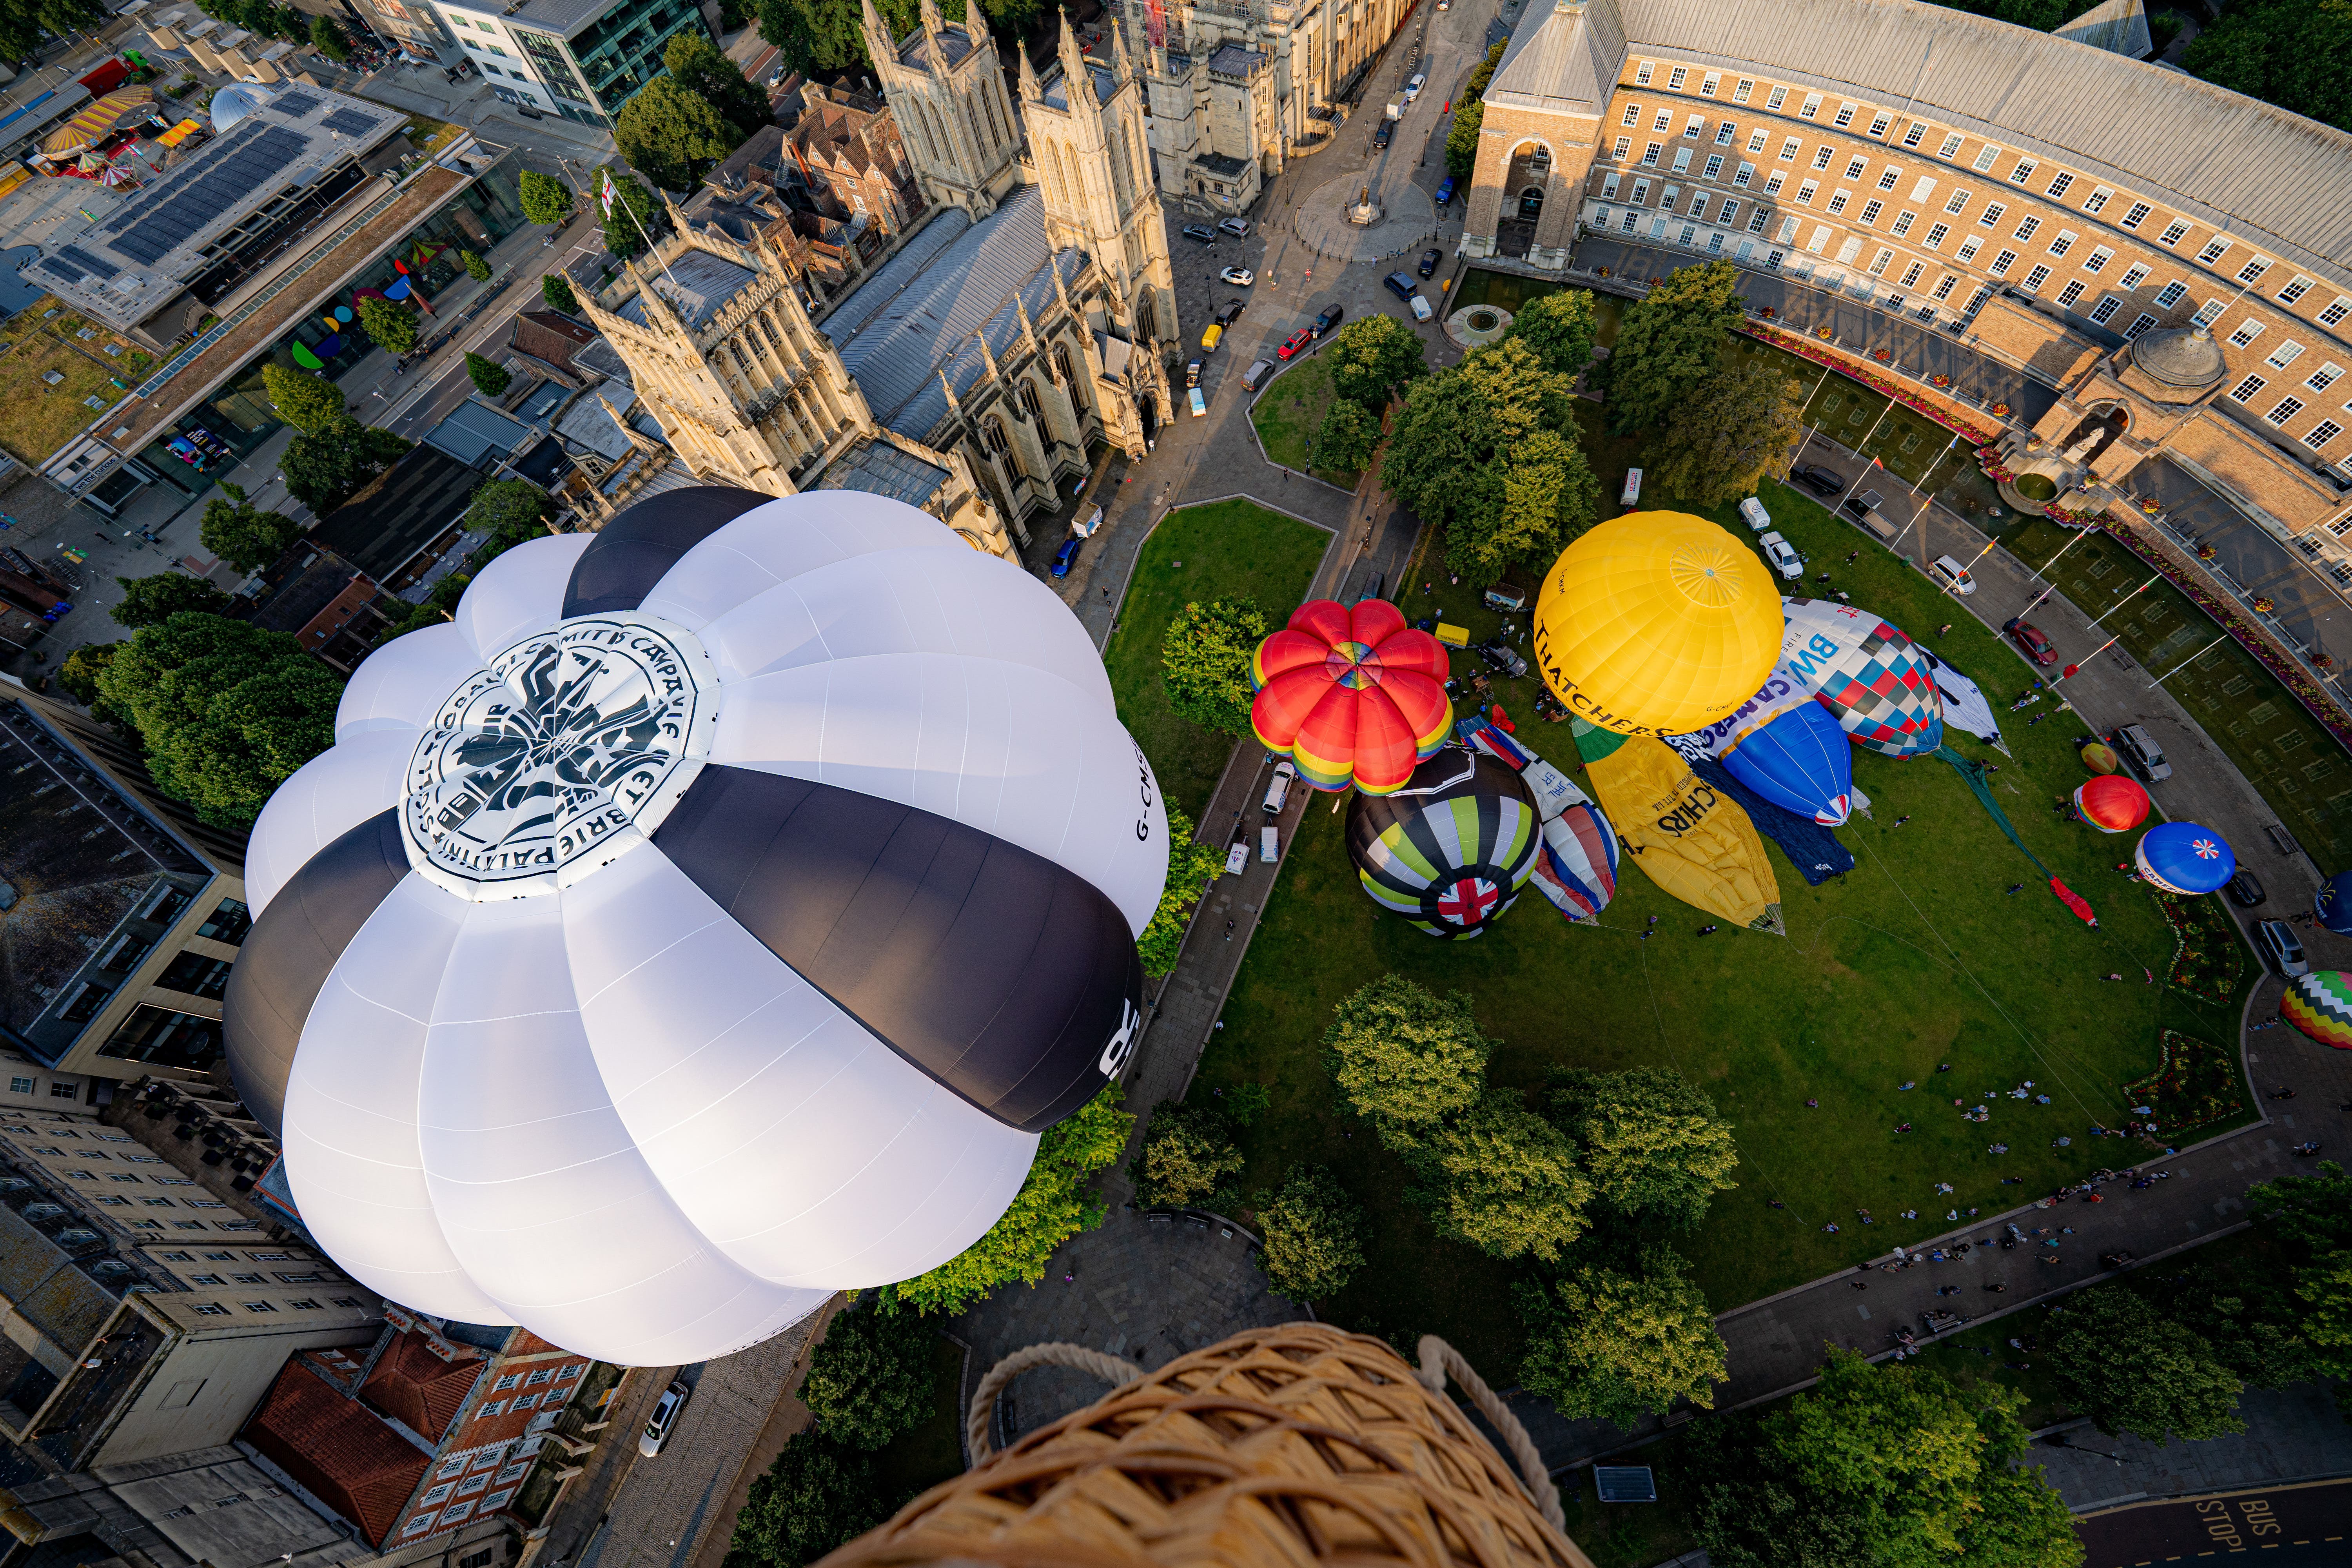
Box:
864 0 1025 221
1460 0 2352 534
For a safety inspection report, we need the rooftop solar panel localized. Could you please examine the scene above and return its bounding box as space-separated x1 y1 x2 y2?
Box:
109 123 309 266
37 256 82 283
320 107 375 136
58 245 117 280
271 90 322 115
1593 1468 1657 1504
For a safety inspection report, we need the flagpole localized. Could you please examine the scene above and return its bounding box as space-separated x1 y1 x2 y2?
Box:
2049 570 2163 693
604 169 683 294
2147 633 2227 690
2013 526 2096 620
1831 389 1904 524
1887 431 1962 552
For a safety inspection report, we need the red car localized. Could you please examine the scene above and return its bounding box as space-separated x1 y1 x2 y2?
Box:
2005 617 2057 665
1276 327 1314 361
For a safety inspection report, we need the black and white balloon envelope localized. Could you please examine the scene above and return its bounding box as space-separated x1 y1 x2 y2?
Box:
223 487 1165 1364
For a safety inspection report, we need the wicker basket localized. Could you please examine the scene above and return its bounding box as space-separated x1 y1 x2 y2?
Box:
815 1322 1595 1568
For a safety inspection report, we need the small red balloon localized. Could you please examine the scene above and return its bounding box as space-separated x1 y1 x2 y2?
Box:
2062 664 2080 678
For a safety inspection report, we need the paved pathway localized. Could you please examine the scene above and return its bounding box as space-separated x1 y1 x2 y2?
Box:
2042 1381 2352 1514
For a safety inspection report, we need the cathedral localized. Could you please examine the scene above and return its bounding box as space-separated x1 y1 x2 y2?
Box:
575 2 1178 552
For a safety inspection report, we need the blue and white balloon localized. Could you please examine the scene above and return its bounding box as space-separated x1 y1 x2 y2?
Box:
1721 699 1854 826
2135 822 2236 895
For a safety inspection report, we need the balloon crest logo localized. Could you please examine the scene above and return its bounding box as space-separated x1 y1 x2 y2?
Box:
401 613 719 899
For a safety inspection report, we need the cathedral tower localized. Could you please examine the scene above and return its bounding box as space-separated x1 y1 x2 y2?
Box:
863 0 1022 220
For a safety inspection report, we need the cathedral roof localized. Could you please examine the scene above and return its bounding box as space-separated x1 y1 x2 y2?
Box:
897 23 976 69
827 186 1090 440
617 248 760 332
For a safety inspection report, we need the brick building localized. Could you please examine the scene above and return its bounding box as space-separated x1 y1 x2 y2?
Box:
1463 0 2352 538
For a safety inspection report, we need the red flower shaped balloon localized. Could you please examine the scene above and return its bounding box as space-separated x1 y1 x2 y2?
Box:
1250 599 1451 793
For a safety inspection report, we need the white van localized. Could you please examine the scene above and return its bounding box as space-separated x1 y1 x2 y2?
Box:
1738 496 1771 532
1409 294 1433 322
1263 760 1296 815
1259 826 1279 862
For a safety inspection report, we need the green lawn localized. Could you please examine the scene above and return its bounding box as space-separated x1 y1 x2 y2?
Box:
1247 352 1361 490
1103 498 1333 820
1183 477 2254 1371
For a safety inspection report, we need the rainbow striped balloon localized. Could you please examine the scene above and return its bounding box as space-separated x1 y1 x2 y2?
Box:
2283 971 2352 1050
1250 599 1451 793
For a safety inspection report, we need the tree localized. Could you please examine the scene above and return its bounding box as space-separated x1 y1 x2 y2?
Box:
1545 1066 1739 1228
1599 259 1748 434
1138 808 1225 976
280 416 412 512
466 479 553 558
0 0 104 60
111 573 230 628
2180 0 2351 134
1648 358 1807 507
1131 1100 1245 1211
595 164 667 258
1507 290 1600 383
2047 1286 2246 1443
465 351 512 396
2246 1161 2352 1377
1321 974 1494 1140
542 272 579 313
615 74 743 192
1314 398 1381 475
755 0 868 75
1327 314 1426 411
876 1084 1131 1315
664 30 774 139
308 11 350 58
1460 336 1576 449
95 613 342 828
728 1433 889 1567
1419 1090 1592 1261
799 1306 939 1450
519 170 577 227
1692 1350 2081 1568
58 642 119 708
1515 1253 1727 1426
1446 426 1598 583
459 248 492 283
1160 597 1266 736
1255 1164 1365 1302
261 364 347 436
1382 372 1506 537
1443 42 1504 181
198 481 301 574
356 296 419 356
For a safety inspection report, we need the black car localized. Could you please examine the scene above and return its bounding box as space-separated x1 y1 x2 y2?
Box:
1372 122 1394 149
1792 464 1845 496
2227 868 2267 907
1181 223 1217 243
1417 247 1443 278
1216 299 1245 327
1313 303 1345 336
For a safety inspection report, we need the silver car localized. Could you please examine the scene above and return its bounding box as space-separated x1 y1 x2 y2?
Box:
2257 919 2309 977
640 1378 690 1457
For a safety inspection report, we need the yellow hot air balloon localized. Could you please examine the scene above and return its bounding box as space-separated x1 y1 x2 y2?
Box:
1532 511 1785 737
1572 720 1784 933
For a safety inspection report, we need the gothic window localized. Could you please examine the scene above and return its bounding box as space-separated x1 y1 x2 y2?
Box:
1054 345 1078 388
982 415 1010 456
1020 379 1047 426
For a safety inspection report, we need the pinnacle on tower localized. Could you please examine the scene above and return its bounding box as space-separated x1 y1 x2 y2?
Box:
939 367 961 412
1107 15 1133 83
918 0 944 39
860 0 893 61
1018 42 1042 101
1057 11 1094 106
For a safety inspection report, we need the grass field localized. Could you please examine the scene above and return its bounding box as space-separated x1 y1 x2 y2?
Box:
1246 351 1361 490
1167 473 2253 1371
1103 498 1332 820
0 296 145 466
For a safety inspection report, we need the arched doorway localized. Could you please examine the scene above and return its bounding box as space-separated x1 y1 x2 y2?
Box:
1497 142 1551 258
1517 186 1545 220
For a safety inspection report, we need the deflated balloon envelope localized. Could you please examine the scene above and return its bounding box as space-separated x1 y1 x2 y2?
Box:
1778 597 1944 758
221 487 1165 1365
1720 699 1854 826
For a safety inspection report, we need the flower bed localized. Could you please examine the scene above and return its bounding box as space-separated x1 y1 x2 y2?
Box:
2121 1028 2246 1142
2042 503 2102 526
2098 521 2352 748
1743 323 2004 446
2150 890 2247 1006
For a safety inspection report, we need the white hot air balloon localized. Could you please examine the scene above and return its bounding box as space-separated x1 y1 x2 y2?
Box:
224 488 1165 1365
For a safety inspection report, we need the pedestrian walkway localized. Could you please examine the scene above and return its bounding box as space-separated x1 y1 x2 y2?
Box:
2039 1381 2352 1512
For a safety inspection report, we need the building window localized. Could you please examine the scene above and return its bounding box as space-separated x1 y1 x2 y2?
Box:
1763 172 1785 196
2012 216 2040 243
49 1081 77 1099
1653 110 1672 131
1891 211 1916 237
1633 60 1653 85
191 1303 228 1316
2043 172 2074 200
98 1006 221 1071
2229 320 2265 348
1796 180 1818 205
2047 230 2075 258
1923 222 1949 249
2125 313 2159 338
477 1402 505 1419
1868 111 1892 136
2057 280 2085 309
2195 236 2232 265
1934 132 1962 159
1872 167 1900 192
1979 201 2005 227
1667 65 1687 89
2083 187 2112 214
2267 340 2305 369
2157 219 2191 247
1713 120 1735 144
2307 363 2344 394
1972 143 2002 172
1720 200 1740 224
2020 265 2051 293
1733 162 1754 187
2303 421 2343 451
2320 298 2352 328
1858 199 1882 225
1734 78 1754 102
1826 190 1849 215
1811 145 1835 171
1746 128 1768 153
2118 263 2150 290
1989 249 2018 276
1683 113 1705 138
2008 158 2036 185
2266 396 2305 426
2148 280 2186 310
2276 275 2314 307
1933 275 1959 301
2229 374 2267 402
1833 102 1857 127
1747 208 1769 232
1868 248 1895 276
1779 137 1800 162
2082 246 2112 273
192 899 250 946
1766 85 1788 110
1900 261 1926 289
1642 142 1661 167
98 934 152 972
1955 237 1982 264
7 1079 30 1096
1703 154 1723 179
1611 137 1630 162
1621 103 1641 125
1800 92 1823 118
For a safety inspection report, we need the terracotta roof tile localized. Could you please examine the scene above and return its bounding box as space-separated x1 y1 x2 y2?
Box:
359 1329 484 1441
241 1360 430 1548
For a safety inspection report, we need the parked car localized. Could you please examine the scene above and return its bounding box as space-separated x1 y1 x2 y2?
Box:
1220 266 1256 286
1218 217 1251 237
2004 617 2057 665
1216 299 1246 326
1241 358 1275 391
1621 467 1643 508
1760 532 1804 580
2226 868 2267 907
1264 759 1297 814
1840 489 1886 519
1738 496 1771 532
1277 327 1314 360
1185 358 1203 387
1372 121 1394 149
1188 385 1208 417
1435 175 1455 204
1418 247 1443 278
2113 722 2172 783
1383 271 1419 302
1259 825 1279 862
1408 294 1433 322
1929 554 1977 595
1224 839 1250 875
641 1379 691 1457
1403 72 1426 101
2258 918 2310 977
1478 641 1528 678
1181 223 1217 243
1051 539 1082 578
1792 463 1845 496
1313 303 1345 336
1483 584 1528 612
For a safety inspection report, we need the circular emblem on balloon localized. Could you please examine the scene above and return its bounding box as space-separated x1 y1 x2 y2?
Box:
2133 820 2235 894
1345 747 1540 937
221 488 1167 1365
1778 598 1944 757
2318 869 2352 936
2071 774 2150 834
1531 512 1784 737
1250 598 1450 793
2283 971 2352 1049
2080 741 2119 775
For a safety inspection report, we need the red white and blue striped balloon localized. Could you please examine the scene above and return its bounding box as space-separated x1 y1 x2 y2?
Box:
1531 802 1619 921
2134 821 2236 895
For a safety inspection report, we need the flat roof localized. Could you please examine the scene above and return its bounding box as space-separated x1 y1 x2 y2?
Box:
27 84 403 328
436 0 630 40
